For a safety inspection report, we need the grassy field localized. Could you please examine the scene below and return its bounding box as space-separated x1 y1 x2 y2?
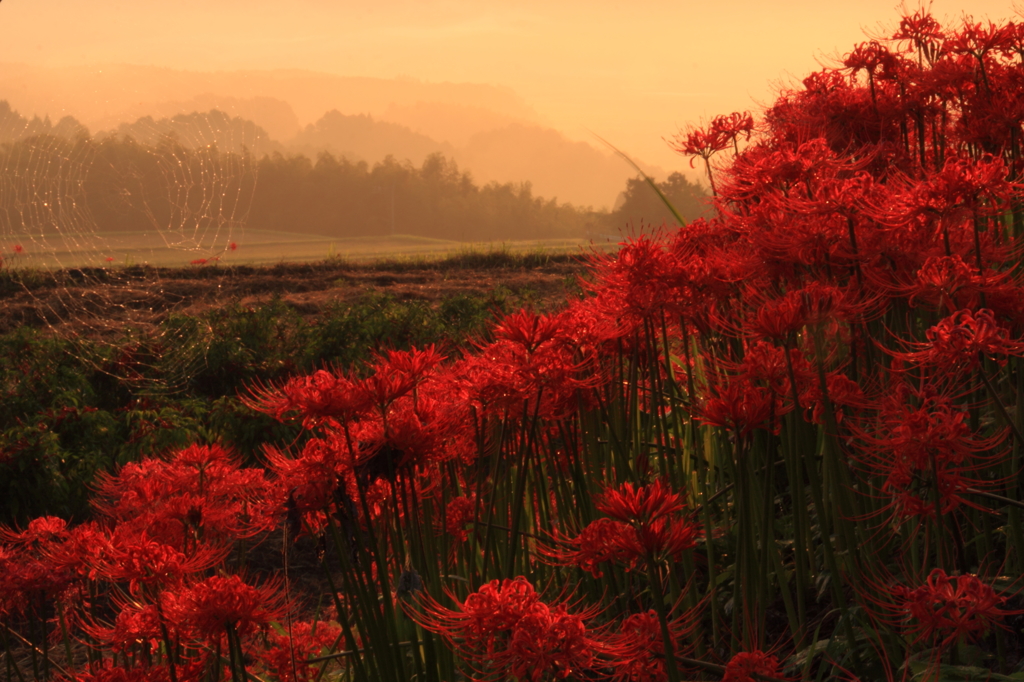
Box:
2 229 613 269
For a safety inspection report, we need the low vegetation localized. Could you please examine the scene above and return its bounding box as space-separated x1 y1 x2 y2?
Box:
0 275 552 523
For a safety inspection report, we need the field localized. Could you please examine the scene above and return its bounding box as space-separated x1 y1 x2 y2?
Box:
0 246 590 338
3 230 609 269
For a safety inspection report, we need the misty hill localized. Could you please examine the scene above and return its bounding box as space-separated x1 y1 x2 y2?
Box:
0 64 540 137
0 63 682 209
0 101 87 143
290 111 455 167
92 94 302 143
379 101 531 148
455 124 637 210
0 101 601 244
104 110 284 157
0 97 710 249
284 113 652 209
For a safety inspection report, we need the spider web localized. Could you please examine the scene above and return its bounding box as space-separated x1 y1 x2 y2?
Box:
0 103 262 392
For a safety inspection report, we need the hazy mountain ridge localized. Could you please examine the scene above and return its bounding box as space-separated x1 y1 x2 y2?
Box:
0 63 673 209
290 110 456 168
103 109 285 157
0 100 87 143
458 123 632 210
378 101 530 148
0 98 710 246
0 64 540 136
92 94 302 143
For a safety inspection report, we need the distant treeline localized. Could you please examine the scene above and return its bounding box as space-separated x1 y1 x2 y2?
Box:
0 127 710 242
251 151 591 241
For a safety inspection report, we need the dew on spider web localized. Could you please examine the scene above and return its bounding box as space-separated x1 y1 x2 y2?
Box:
0 101 266 393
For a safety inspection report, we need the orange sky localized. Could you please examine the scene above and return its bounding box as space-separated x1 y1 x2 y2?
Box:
0 0 1017 171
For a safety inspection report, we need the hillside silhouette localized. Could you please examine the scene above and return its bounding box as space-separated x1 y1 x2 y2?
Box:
0 64 685 209
108 110 284 157
0 99 710 246
0 100 87 143
290 111 455 168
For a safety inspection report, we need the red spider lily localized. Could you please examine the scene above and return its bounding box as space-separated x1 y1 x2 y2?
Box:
0 515 69 545
493 310 566 354
596 479 684 524
917 154 1013 216
902 255 1017 313
736 341 812 399
263 434 351 533
444 493 477 543
746 281 877 342
420 576 541 655
540 518 637 577
83 599 172 655
895 308 1024 370
589 480 701 561
892 9 946 64
167 573 288 641
748 208 858 273
582 227 739 343
505 603 594 682
448 351 520 416
90 444 276 546
410 577 603 682
747 290 809 341
454 310 593 420
722 650 785 682
0 517 105 618
377 344 445 385
870 158 1014 262
892 569 1012 648
559 292 630 358
796 370 865 426
845 41 901 100
355 364 419 421
242 368 370 427
39 521 108 580
607 609 700 682
673 112 754 162
665 219 742 309
0 544 76 618
945 20 1014 66
257 620 343 682
698 378 782 436
352 391 468 479
583 233 679 329
672 112 754 194
848 380 1007 520
89 528 229 596
717 137 832 205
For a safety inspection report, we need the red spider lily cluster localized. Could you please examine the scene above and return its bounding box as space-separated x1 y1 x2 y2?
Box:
9 8 1024 682
894 568 1013 648
410 577 602 682
0 446 342 682
540 480 700 577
